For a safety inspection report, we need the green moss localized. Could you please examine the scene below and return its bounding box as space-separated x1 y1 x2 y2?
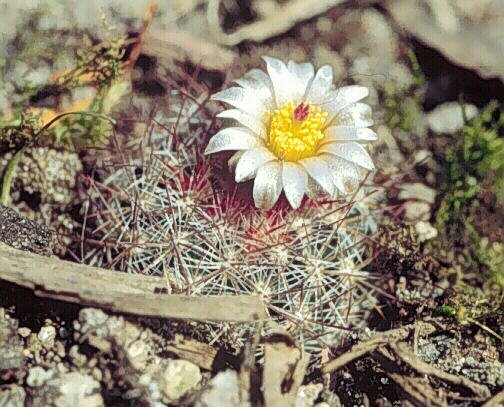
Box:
435 103 504 286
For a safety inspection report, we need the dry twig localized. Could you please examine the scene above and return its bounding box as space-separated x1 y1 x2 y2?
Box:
321 321 438 374
143 28 237 71
0 243 267 323
262 330 309 407
207 0 346 46
390 342 491 399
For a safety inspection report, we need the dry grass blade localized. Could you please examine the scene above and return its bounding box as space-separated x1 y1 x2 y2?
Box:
0 243 267 323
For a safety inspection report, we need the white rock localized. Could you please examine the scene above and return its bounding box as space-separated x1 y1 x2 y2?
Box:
427 102 478 134
126 340 149 371
403 201 431 222
49 372 104 407
296 383 323 407
17 327 31 338
398 183 437 204
160 360 202 403
38 326 56 348
0 384 26 407
415 221 438 242
26 366 52 387
196 370 240 407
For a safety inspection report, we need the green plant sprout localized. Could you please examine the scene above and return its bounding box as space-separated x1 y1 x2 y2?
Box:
0 111 115 206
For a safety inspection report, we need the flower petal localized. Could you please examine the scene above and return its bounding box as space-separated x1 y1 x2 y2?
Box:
217 109 267 139
262 56 296 107
253 161 283 210
321 154 361 194
212 86 271 118
235 68 272 91
205 127 263 154
228 151 244 172
322 86 369 124
335 103 374 127
306 176 326 199
287 60 315 102
299 156 334 196
304 65 333 104
282 162 308 209
322 126 377 143
319 142 375 170
235 147 276 182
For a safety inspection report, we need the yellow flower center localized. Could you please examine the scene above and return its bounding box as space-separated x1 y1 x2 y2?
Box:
267 102 328 162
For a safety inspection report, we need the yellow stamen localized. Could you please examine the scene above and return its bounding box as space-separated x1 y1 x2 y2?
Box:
266 101 328 162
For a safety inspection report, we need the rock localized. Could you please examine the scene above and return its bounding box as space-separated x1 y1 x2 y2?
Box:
26 366 52 387
296 383 323 407
160 359 202 403
17 327 31 338
68 345 87 367
196 370 240 407
31 372 104 407
126 340 149 371
0 205 54 256
426 102 478 134
415 221 438 242
38 326 56 349
0 384 26 407
0 310 24 373
385 0 504 81
398 183 437 204
403 201 431 222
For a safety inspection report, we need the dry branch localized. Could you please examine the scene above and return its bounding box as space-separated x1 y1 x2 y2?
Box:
321 321 438 374
207 0 345 46
0 243 267 323
390 342 491 399
263 331 309 407
142 28 237 71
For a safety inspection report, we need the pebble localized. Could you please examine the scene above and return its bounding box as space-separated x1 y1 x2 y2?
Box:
26 366 52 387
196 370 240 407
160 359 202 403
38 326 57 349
398 183 437 204
17 327 31 338
427 102 478 134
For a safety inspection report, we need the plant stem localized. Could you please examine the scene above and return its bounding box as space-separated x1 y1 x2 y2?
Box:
0 111 116 206
0 147 25 205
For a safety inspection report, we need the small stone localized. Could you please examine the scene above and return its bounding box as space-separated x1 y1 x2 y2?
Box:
160 359 202 403
69 345 87 367
398 183 437 204
196 370 240 407
38 326 56 349
48 372 104 407
403 201 431 222
17 327 31 338
126 340 149 371
415 221 438 242
296 383 323 407
26 366 51 387
427 102 478 134
0 384 26 407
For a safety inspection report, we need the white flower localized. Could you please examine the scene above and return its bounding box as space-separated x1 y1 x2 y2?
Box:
206 56 377 210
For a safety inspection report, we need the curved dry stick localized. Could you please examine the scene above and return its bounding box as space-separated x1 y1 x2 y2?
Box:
207 0 345 46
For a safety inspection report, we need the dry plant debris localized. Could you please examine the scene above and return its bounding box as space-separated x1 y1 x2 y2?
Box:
0 243 267 323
